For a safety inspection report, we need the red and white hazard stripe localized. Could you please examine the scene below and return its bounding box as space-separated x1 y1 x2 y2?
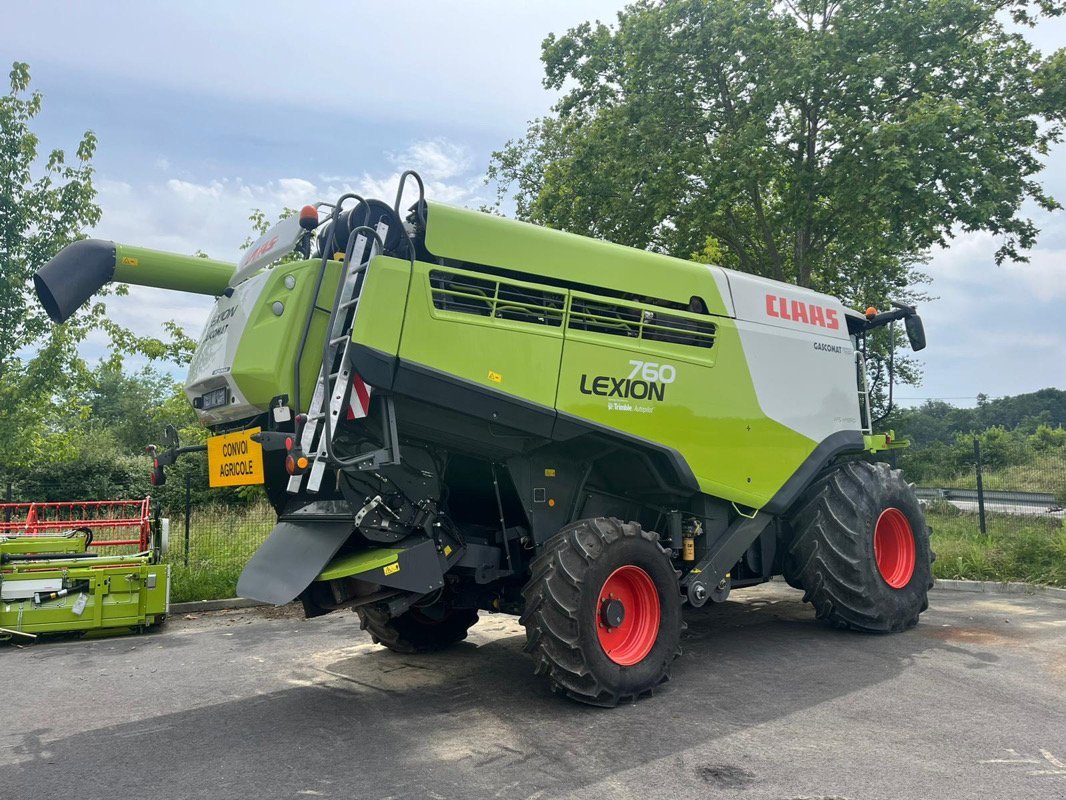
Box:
347 373 372 420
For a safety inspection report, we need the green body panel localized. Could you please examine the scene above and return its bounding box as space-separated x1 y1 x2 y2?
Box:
423 202 733 316
350 256 414 357
228 259 344 414
359 251 816 508
0 537 169 637
316 548 401 581
113 243 235 295
397 262 565 408
555 307 813 508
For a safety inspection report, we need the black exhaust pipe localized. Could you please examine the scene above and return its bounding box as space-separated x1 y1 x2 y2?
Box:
33 239 117 324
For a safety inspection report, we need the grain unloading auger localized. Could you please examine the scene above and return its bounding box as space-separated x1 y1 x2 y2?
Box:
35 173 932 705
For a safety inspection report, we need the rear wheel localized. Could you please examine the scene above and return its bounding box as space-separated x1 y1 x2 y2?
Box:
520 517 682 707
787 460 933 632
357 601 479 654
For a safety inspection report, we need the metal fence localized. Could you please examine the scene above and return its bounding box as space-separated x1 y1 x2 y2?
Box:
1 477 276 572
162 475 274 570
897 435 1066 532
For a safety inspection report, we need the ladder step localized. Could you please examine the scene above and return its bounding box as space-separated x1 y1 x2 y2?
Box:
329 335 349 346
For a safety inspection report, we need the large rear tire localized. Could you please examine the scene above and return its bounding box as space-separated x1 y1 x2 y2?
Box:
786 460 933 632
357 602 479 654
519 517 682 707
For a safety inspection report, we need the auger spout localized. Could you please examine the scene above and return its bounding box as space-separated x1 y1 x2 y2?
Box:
34 239 236 323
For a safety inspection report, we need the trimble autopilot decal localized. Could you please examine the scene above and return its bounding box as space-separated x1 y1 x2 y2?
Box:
579 360 675 414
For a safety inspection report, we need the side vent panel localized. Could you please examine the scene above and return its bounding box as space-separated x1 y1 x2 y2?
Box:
568 295 716 350
429 270 565 328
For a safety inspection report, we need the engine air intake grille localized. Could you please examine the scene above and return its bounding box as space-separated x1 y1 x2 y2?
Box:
568 297 716 349
430 270 565 327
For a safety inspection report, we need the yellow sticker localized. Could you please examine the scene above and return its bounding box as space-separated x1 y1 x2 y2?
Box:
207 427 264 488
383 562 400 576
488 370 503 383
443 545 453 557
544 468 556 477
121 256 139 266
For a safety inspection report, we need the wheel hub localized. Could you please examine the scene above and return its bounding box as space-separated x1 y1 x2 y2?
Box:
600 597 626 629
874 507 917 589
595 565 661 666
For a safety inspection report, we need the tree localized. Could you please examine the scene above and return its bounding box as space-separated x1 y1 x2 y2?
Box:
0 61 105 465
490 0 1065 306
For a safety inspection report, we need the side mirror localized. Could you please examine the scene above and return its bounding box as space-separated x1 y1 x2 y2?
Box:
905 314 926 352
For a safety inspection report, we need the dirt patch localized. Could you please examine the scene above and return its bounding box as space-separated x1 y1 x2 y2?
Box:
922 625 1023 648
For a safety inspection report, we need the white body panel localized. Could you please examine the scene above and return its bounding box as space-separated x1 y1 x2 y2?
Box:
725 271 861 443
230 213 306 287
185 271 271 425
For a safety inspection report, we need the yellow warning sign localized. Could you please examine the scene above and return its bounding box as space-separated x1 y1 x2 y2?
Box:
488 370 503 383
121 256 139 266
383 563 400 576
207 427 264 487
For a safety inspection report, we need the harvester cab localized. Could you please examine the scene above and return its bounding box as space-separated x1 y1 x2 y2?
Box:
34 171 932 705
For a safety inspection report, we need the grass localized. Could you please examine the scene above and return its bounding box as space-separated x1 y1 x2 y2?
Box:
168 563 246 604
927 508 1066 588
163 500 274 603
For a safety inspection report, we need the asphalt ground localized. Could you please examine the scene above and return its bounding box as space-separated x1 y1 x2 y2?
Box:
2 583 1064 800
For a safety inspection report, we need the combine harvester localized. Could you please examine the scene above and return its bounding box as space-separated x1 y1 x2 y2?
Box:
34 174 931 704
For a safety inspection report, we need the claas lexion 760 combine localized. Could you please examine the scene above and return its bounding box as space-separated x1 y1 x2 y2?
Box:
35 172 932 705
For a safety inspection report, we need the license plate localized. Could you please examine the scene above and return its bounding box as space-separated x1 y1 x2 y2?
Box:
207 427 265 487
200 386 229 410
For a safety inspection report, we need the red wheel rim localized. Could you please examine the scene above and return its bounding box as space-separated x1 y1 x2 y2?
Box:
874 508 916 589
596 565 661 666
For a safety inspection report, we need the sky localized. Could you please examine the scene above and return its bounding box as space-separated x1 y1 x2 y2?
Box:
3 1 1064 408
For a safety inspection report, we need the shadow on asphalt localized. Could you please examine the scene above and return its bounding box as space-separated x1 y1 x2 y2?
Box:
0 593 973 799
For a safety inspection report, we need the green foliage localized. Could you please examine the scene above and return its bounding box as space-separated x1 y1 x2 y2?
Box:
101 319 199 367
893 389 1066 500
491 0 1065 288
0 62 105 467
6 427 148 503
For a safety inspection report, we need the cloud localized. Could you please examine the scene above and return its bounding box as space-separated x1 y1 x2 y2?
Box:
905 226 1066 405
394 139 472 180
1 1 630 130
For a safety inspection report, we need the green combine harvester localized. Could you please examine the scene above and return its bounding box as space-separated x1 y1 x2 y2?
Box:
34 173 932 704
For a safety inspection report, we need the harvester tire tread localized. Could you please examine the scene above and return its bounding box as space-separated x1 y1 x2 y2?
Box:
519 517 682 707
357 605 479 654
787 460 933 633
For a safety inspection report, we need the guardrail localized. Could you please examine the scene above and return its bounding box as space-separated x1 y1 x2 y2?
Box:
915 487 1060 510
